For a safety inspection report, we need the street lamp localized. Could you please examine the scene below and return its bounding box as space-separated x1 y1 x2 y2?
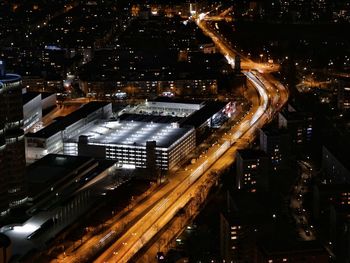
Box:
260 54 264 63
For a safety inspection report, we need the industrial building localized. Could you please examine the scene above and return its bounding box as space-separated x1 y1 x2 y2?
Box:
25 102 112 162
64 120 196 171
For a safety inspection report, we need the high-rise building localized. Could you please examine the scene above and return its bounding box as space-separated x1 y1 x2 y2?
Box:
259 126 291 171
0 60 26 216
278 105 313 152
236 149 269 192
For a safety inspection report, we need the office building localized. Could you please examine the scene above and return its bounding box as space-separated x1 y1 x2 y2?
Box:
0 60 26 216
278 105 313 151
25 102 112 162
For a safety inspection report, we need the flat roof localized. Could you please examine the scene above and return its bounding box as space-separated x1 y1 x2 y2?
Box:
22 92 41 105
152 97 205 105
237 149 268 159
26 101 110 139
26 154 93 197
180 101 227 128
118 113 183 124
70 120 193 148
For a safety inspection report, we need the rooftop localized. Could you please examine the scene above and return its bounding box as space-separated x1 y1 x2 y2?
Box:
26 101 110 139
152 97 205 106
237 149 268 160
26 154 94 198
70 120 193 148
180 101 227 128
118 113 183 124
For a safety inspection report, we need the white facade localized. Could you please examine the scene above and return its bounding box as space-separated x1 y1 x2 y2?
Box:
23 94 42 133
25 103 112 162
64 120 196 170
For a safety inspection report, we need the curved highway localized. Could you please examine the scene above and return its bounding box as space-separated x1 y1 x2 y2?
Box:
54 13 289 263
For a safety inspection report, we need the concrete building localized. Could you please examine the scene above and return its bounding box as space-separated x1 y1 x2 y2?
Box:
0 60 26 216
41 92 56 112
236 149 269 192
22 92 42 133
65 120 196 171
259 126 291 171
0 154 121 261
322 143 350 184
25 102 112 162
278 105 313 151
122 97 233 144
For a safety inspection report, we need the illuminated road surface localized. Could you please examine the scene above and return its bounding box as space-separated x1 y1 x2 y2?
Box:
94 21 288 262
54 13 288 263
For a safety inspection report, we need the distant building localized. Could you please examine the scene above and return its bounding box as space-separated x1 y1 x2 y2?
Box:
259 126 291 171
236 149 269 192
80 78 218 99
0 60 27 216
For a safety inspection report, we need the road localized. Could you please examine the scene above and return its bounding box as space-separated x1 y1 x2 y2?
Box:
93 20 288 263
196 17 280 73
53 13 288 263
94 81 269 263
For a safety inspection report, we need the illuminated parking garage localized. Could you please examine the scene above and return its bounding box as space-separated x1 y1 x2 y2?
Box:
64 120 196 170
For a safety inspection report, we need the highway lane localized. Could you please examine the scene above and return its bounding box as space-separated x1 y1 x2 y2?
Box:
94 51 281 263
196 17 280 73
54 13 288 263
133 15 290 262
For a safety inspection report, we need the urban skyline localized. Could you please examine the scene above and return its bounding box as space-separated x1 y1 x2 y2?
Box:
0 1 349 263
